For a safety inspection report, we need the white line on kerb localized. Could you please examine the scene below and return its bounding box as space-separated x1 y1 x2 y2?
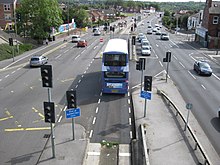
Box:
89 130 93 138
78 79 81 83
84 71 87 74
92 117 96 125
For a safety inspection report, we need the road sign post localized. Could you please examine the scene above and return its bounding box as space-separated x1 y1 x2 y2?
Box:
184 103 193 131
65 108 81 140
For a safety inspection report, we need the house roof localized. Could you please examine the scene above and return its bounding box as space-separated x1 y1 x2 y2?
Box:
209 1 220 14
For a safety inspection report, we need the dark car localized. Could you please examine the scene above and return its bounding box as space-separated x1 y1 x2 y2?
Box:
193 60 212 76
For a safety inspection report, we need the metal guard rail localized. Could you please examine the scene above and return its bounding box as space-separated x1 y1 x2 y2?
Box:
158 90 211 165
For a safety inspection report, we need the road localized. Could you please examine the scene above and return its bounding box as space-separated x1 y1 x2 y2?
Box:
136 15 220 156
0 13 220 165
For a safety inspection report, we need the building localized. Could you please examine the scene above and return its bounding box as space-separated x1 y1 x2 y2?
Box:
195 0 220 49
0 0 20 31
187 10 203 30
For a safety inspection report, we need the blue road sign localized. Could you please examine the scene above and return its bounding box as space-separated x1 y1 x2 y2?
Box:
65 108 81 119
140 91 152 100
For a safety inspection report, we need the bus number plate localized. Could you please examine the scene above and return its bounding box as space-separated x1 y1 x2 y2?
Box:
112 90 118 93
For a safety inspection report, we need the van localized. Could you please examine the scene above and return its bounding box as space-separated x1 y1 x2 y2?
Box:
72 35 80 43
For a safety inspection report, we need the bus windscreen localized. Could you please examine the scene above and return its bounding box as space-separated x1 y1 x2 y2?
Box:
104 54 126 66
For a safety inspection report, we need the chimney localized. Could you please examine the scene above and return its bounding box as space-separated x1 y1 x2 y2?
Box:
206 0 212 8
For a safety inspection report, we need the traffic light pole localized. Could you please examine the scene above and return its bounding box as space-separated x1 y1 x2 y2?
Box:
144 99 147 117
166 61 170 83
48 88 55 158
140 69 143 93
72 118 75 140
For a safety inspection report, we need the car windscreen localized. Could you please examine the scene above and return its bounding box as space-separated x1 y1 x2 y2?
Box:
31 58 39 61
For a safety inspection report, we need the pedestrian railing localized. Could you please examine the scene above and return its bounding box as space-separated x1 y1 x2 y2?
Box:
158 90 212 165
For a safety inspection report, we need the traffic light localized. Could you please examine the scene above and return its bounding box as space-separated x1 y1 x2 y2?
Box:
132 36 136 45
166 51 171 62
140 58 145 70
144 76 152 91
16 13 21 21
110 26 113 31
43 102 55 123
9 38 13 46
66 90 77 109
41 65 53 88
136 60 141 70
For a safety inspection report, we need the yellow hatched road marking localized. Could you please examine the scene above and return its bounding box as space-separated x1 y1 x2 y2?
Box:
5 127 50 132
0 116 13 121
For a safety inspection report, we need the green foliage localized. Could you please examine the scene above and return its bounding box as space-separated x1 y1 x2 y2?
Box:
17 0 63 40
0 43 34 61
100 140 119 148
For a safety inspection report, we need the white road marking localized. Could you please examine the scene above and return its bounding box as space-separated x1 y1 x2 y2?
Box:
75 85 78 88
75 55 80 60
78 79 81 83
129 118 132 125
188 71 196 79
64 50 68 54
11 71 16 74
130 131 133 139
55 54 62 59
213 73 220 81
92 117 96 125
84 70 87 74
5 75 9 78
95 107 99 113
201 84 206 90
179 61 185 68
128 92 130 97
98 99 101 104
159 61 163 67
58 116 62 122
129 107 131 114
173 55 177 60
128 99 130 105
89 130 93 138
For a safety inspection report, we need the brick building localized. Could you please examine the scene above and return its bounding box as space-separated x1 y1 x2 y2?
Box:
0 0 20 31
195 0 220 49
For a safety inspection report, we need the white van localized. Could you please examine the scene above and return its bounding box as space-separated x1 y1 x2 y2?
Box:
72 35 80 43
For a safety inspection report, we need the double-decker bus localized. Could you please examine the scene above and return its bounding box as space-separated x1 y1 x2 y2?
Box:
101 38 129 94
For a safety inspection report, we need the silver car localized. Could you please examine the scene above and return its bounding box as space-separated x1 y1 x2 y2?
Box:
30 55 48 67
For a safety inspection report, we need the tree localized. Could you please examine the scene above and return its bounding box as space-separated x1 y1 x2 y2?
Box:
17 0 63 41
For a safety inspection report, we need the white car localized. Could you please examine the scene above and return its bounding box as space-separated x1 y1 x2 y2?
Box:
94 30 101 36
161 33 169 40
30 55 48 67
141 39 151 49
72 35 81 43
141 46 151 56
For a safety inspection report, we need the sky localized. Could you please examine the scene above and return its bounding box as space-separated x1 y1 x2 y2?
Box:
136 0 220 2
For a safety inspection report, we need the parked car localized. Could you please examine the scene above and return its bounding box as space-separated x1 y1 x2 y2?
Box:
94 30 101 36
30 55 48 67
77 39 88 47
141 46 151 56
160 33 169 40
194 60 212 76
72 35 81 43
